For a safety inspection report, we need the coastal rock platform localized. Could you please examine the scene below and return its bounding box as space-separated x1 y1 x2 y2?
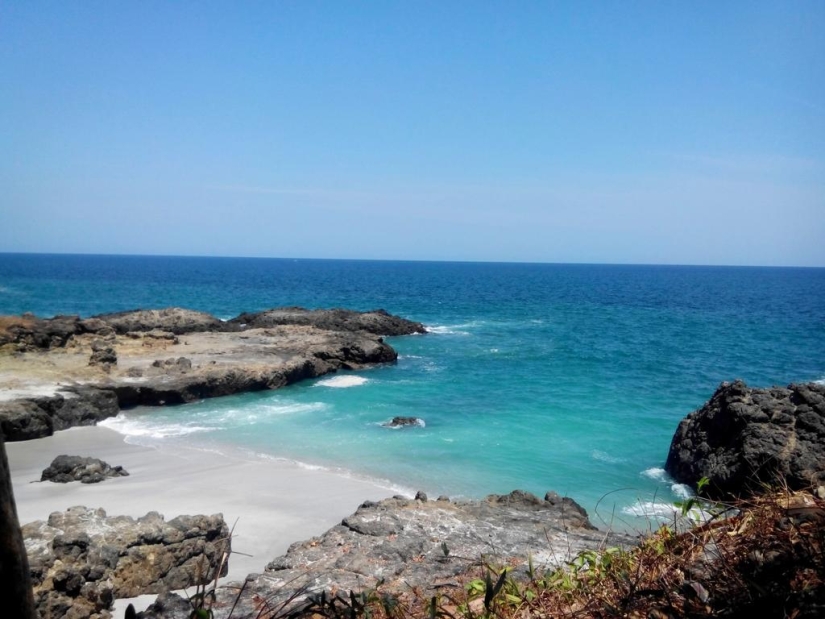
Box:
0 307 425 441
192 491 634 619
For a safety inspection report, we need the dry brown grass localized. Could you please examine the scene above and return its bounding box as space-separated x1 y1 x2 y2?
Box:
0 314 35 333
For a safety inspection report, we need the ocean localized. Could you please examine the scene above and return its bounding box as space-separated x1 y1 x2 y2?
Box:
2 253 823 528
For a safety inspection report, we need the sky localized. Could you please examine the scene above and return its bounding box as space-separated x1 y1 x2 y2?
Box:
1 2 823 266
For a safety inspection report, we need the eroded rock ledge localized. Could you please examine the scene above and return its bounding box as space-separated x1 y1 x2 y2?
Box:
665 380 825 500
178 491 634 619
0 307 425 441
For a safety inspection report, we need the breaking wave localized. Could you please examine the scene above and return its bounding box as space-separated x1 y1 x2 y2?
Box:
314 375 369 388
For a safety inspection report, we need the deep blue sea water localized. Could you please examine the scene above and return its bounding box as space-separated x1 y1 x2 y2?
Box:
2 253 824 528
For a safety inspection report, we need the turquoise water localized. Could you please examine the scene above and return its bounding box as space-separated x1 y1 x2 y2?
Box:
2 254 824 527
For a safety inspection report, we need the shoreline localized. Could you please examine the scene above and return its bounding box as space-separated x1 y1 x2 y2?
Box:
7 425 399 583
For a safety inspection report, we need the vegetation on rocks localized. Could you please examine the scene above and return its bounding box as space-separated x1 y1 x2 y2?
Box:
209 486 823 619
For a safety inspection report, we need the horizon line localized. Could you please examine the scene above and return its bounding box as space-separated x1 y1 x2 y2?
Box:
0 250 823 270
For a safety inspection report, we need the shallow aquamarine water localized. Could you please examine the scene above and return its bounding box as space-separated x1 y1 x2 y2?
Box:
2 254 823 527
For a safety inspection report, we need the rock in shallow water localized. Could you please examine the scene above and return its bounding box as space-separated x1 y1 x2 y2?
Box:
383 416 425 428
665 380 825 500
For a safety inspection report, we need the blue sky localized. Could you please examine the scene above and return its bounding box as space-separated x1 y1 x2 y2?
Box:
1 2 823 266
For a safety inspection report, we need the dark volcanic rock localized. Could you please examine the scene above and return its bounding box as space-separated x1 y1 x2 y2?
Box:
229 307 427 336
23 507 229 619
92 308 227 335
0 400 55 441
1 387 119 442
198 491 632 619
41 455 129 484
665 380 825 500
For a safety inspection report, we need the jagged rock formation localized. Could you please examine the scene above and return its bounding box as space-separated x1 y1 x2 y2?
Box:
665 380 825 500
180 491 634 619
40 455 129 484
23 507 229 619
0 307 424 441
229 307 428 336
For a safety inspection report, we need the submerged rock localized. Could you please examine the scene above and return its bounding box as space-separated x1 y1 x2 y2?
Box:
383 416 425 428
665 380 825 500
41 455 129 484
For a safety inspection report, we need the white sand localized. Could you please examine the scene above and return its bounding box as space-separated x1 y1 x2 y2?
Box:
7 425 398 583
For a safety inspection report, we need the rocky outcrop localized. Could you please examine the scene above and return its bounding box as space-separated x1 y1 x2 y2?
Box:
89 342 117 369
1 307 421 441
23 507 229 619
229 307 427 336
185 491 632 619
92 308 227 335
665 380 825 500
40 456 129 484
0 314 85 352
0 387 120 442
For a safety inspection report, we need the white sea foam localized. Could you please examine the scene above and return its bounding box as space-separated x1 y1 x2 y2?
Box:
423 361 442 373
671 483 693 500
426 322 477 336
99 416 214 439
622 500 680 519
815 376 825 386
315 375 369 388
622 499 710 522
216 401 325 423
641 467 695 500
642 467 668 482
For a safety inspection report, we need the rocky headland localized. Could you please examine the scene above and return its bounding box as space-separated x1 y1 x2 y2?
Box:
0 307 426 442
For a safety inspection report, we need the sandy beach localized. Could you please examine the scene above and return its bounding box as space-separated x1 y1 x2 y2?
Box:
7 425 398 583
